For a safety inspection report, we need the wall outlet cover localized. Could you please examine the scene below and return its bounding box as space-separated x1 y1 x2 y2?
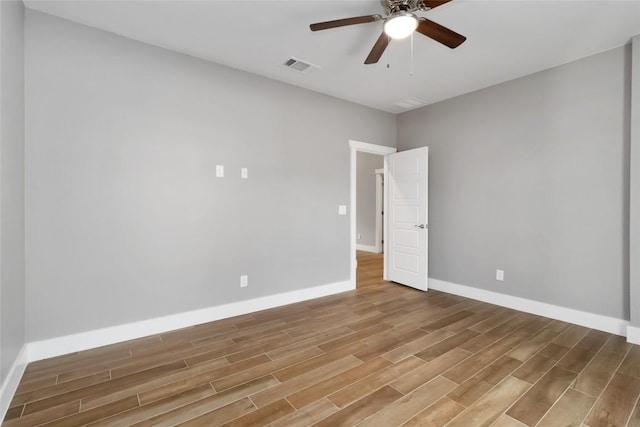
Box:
216 165 224 178
496 269 504 281
338 205 347 215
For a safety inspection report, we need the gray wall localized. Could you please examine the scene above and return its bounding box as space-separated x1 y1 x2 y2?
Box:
1 0 26 383
356 152 383 248
398 46 631 320
24 10 396 341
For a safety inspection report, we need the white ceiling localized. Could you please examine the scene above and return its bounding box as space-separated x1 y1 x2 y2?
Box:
25 0 640 113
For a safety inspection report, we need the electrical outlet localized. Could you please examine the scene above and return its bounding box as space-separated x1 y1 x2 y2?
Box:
338 205 347 215
496 269 504 281
240 275 248 288
216 165 224 178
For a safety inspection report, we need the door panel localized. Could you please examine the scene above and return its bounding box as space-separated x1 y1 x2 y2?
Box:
394 229 419 248
393 206 420 223
387 147 428 291
393 252 420 272
394 180 420 199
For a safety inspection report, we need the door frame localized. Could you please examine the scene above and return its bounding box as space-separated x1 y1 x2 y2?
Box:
349 140 397 285
374 168 384 254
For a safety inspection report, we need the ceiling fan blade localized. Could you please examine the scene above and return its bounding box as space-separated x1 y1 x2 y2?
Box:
416 18 466 49
364 32 390 64
310 15 381 31
422 1 453 9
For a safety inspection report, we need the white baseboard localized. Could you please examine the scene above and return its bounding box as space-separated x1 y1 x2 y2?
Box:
429 278 629 337
356 244 381 253
28 280 355 362
0 345 27 422
627 326 640 345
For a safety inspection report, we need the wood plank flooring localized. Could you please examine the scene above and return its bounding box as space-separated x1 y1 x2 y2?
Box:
355 251 385 289
3 251 640 426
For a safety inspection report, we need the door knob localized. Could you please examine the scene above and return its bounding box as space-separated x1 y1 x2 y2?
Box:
414 224 429 229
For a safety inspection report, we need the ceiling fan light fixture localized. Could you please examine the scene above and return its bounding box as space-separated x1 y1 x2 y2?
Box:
383 11 418 40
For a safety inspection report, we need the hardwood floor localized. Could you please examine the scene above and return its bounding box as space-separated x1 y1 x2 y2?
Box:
4 253 640 426
355 251 385 288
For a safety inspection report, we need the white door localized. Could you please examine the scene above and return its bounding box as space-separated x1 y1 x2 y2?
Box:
387 147 429 291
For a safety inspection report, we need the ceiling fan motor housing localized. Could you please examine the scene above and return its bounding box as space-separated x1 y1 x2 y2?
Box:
385 0 430 14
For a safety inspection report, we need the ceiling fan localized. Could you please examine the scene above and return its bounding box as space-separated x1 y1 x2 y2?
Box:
309 0 466 65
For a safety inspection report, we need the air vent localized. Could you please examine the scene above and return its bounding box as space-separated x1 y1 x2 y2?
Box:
393 97 426 109
282 57 318 73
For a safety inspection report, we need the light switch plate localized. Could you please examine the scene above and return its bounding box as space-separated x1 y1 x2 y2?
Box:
338 205 347 215
216 165 224 178
241 168 248 179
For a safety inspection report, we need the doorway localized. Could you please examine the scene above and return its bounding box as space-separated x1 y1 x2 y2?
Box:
349 140 396 288
356 152 383 253
356 153 383 288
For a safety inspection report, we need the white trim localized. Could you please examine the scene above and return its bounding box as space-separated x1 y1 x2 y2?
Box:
630 34 640 341
627 326 640 345
349 140 396 155
383 157 390 280
349 140 396 285
0 345 27 422
27 280 354 362
429 278 629 337
356 244 380 253
374 170 383 254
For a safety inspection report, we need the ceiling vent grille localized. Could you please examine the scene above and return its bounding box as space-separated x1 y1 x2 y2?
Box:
393 97 426 109
282 57 317 73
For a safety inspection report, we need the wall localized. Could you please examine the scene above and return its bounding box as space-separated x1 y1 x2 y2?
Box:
24 10 396 341
0 0 25 386
398 46 630 320
356 152 383 249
